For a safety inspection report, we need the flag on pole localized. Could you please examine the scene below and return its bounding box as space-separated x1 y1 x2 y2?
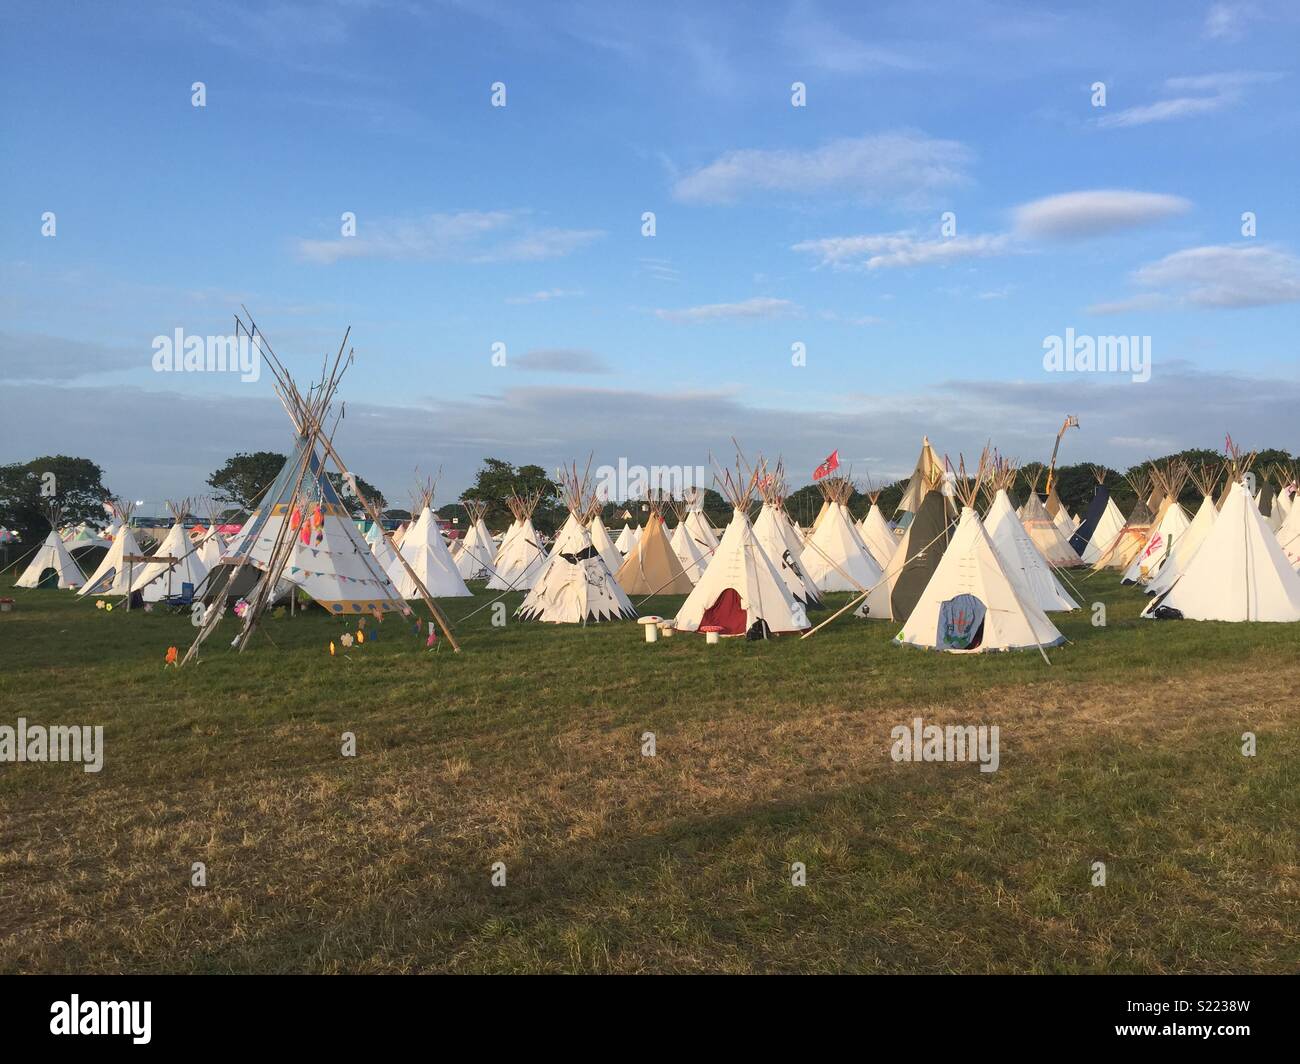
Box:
812 449 840 481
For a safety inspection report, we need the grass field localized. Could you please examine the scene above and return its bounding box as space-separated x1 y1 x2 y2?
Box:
1 572 1297 974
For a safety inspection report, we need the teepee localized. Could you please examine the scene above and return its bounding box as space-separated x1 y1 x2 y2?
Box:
1122 460 1190 584
1070 467 1121 562
894 436 943 531
682 487 719 552
195 499 229 570
896 455 1065 654
130 500 210 602
860 467 957 622
392 479 473 598
613 522 636 554
517 463 636 624
79 500 143 597
589 512 625 576
487 489 548 592
615 492 694 595
666 498 710 585
1145 478 1300 622
61 522 111 552
750 461 820 606
454 500 496 580
1090 471 1155 571
15 506 85 589
1146 461 1222 597
801 476 883 595
674 461 809 637
857 486 898 570
982 460 1078 612
1020 473 1082 567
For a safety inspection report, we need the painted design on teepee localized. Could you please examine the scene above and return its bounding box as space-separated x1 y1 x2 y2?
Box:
1122 460 1190 584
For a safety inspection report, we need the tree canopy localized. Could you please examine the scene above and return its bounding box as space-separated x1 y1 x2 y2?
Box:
0 455 111 548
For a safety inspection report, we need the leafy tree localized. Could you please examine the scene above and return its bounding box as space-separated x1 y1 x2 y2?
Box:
0 455 110 549
461 458 560 532
207 451 285 509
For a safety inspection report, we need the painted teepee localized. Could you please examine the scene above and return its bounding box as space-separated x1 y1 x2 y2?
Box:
1144 478 1300 622
750 460 819 606
896 454 1065 654
79 499 144 596
454 499 496 580
15 505 85 589
674 460 809 637
1019 473 1082 567
1090 471 1155 571
981 460 1078 612
615 492 694 595
517 463 636 624
130 499 210 602
1122 460 1191 584
801 476 884 595
487 489 548 592
391 479 472 598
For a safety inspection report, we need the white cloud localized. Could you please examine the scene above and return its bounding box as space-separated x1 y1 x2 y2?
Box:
1203 3 1250 40
1013 190 1191 239
294 210 604 265
655 297 799 323
505 288 584 304
793 232 1011 270
512 348 609 374
1097 70 1281 129
672 132 970 205
1132 244 1300 308
1086 294 1172 316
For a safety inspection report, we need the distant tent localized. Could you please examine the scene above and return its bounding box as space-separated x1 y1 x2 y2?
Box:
801 476 883 596
683 487 719 552
487 489 547 592
613 523 636 554
1276 493 1300 569
454 500 495 580
79 500 143 597
675 461 809 637
1090 471 1154 571
666 499 710 585
518 465 635 624
15 506 85 589
195 499 229 571
857 488 898 570
588 513 625 577
61 522 111 552
1122 461 1190 584
860 475 956 622
131 500 210 602
750 461 820 607
1146 462 1222 597
1019 476 1082 567
894 436 943 524
982 465 1078 612
615 494 694 595
896 459 1065 654
1069 466 1113 557
1144 480 1300 622
392 480 473 598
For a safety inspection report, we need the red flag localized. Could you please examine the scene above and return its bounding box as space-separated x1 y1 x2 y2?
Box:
812 449 840 481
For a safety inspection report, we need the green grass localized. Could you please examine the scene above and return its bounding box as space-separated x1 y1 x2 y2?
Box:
0 572 1297 973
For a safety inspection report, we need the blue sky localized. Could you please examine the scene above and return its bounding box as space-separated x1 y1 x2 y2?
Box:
2 0 1298 514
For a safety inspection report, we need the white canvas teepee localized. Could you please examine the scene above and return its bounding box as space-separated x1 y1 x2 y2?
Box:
1080 495 1125 565
487 490 548 592
16 507 84 589
1020 484 1082 567
857 490 898 570
1145 480 1300 622
391 481 472 598
589 513 625 577
750 463 819 606
194 500 228 571
130 500 210 602
1277 490 1300 569
1122 462 1190 584
683 487 719 552
667 499 710 585
674 463 809 637
897 464 1065 653
517 466 635 624
61 522 111 551
800 477 883 594
1146 489 1218 597
613 522 636 554
79 501 144 597
454 500 496 580
983 480 1078 612
615 494 694 595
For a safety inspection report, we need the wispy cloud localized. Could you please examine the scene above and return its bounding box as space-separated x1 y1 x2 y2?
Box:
294 210 605 265
1203 3 1251 40
512 348 609 374
1097 70 1282 128
505 288 584 305
783 3 927 74
655 297 799 323
793 232 1011 270
1091 243 1300 312
672 132 971 205
1013 190 1191 239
